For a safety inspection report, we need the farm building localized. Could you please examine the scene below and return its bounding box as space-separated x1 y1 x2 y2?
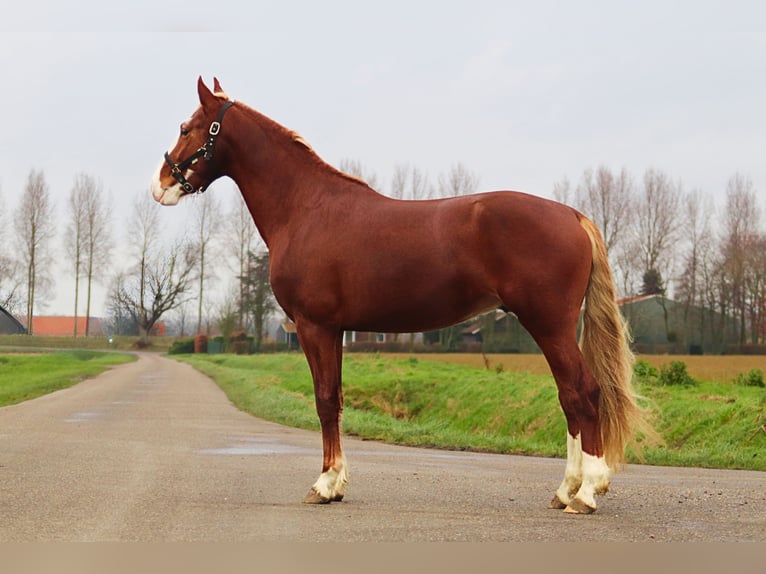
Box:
619 294 740 355
23 316 108 337
276 321 300 350
461 295 742 355
459 310 539 353
0 305 26 334
276 320 424 351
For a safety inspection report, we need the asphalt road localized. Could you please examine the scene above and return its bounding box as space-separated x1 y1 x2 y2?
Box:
1 352 764 542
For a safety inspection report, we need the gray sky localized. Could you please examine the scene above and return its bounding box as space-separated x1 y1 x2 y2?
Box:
2 1 765 317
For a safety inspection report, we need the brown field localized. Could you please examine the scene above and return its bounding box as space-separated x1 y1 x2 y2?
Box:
385 353 765 382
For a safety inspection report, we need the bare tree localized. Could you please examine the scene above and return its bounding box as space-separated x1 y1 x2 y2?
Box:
215 292 240 351
14 169 55 334
174 300 193 337
241 250 276 351
632 168 682 293
110 240 198 344
81 177 113 335
572 167 633 296
191 192 223 334
551 176 572 206
390 164 408 200
720 173 761 344
338 158 381 191
746 235 766 344
389 163 434 200
229 189 261 331
614 242 642 300
437 163 480 197
0 249 18 311
675 189 716 348
65 175 87 335
628 168 682 342
0 185 20 311
574 166 633 254
128 194 161 334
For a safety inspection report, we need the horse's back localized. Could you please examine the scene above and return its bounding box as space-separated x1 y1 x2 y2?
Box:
436 191 590 273
449 191 593 319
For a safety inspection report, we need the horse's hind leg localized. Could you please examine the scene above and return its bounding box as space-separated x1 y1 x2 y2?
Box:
532 331 611 514
296 322 349 504
548 430 583 510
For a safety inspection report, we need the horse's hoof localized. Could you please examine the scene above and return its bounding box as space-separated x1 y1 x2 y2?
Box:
332 493 344 502
563 498 596 514
303 488 331 504
548 494 568 509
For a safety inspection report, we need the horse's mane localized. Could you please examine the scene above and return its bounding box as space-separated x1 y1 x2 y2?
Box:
233 101 372 189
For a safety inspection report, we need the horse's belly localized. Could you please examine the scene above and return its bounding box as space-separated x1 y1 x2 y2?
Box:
342 283 501 333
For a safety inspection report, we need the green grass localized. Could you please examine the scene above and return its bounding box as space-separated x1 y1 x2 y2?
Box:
0 334 176 352
177 353 766 471
644 381 766 469
0 350 136 407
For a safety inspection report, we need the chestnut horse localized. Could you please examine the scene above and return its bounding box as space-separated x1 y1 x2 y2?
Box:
152 78 647 514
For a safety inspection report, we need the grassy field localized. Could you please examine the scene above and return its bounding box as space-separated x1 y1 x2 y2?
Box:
0 350 136 407
387 352 766 383
177 353 766 472
0 334 176 352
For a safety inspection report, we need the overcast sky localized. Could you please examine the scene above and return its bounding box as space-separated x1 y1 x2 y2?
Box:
1 1 765 317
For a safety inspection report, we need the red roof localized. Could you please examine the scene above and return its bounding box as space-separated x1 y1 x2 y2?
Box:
616 294 661 305
28 316 106 336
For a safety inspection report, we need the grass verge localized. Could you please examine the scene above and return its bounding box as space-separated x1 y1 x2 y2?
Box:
0 350 136 407
0 334 176 352
177 353 766 472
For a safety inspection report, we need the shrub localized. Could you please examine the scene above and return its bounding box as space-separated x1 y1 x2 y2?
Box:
658 360 698 387
168 338 195 355
633 359 658 384
735 369 765 388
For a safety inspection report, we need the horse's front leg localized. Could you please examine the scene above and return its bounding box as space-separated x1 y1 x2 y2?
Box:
297 322 349 504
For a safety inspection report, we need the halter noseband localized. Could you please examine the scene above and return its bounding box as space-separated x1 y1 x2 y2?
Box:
164 100 234 194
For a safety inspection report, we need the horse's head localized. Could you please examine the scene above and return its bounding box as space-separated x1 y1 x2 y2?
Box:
152 77 234 206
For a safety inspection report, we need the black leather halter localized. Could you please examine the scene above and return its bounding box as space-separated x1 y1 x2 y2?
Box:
164 100 234 194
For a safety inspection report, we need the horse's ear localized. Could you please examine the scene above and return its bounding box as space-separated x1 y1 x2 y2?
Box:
197 76 217 108
213 77 224 93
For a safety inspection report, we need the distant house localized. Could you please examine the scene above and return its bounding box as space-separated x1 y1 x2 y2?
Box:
276 321 300 350
26 316 108 337
149 323 167 337
618 294 739 354
460 310 540 353
0 306 26 334
459 294 741 356
343 330 423 347
275 319 423 351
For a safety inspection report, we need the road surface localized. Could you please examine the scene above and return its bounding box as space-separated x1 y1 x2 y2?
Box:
1 353 764 541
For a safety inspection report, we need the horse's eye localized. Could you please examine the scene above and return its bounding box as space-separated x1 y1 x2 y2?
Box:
180 125 190 136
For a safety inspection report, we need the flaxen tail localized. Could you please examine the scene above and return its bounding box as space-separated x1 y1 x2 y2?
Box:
578 216 654 469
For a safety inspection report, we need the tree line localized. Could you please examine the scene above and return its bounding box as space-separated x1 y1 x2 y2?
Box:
0 162 763 350
553 167 765 348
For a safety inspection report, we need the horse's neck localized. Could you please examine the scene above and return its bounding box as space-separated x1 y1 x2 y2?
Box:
225 111 371 247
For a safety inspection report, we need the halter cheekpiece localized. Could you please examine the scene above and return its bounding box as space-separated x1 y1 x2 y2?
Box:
164 100 234 194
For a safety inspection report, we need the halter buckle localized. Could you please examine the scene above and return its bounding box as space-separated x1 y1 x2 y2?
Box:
164 100 233 195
